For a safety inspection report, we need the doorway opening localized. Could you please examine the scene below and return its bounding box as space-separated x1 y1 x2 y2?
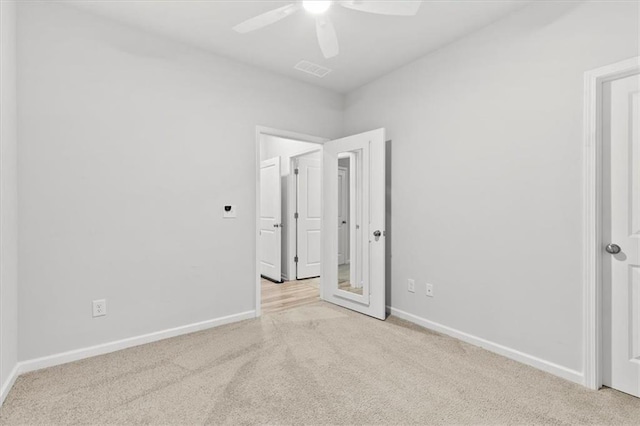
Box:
255 126 388 320
255 127 326 316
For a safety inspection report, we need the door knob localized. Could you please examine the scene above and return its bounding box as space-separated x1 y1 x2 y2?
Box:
342 221 347 224
373 230 382 238
273 223 282 228
605 243 621 254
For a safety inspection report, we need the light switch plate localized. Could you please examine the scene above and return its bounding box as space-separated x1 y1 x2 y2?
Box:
223 205 237 218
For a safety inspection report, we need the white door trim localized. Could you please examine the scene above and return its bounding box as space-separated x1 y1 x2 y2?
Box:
255 126 327 317
583 56 640 390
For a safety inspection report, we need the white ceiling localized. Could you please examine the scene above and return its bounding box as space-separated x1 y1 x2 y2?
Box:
68 0 529 93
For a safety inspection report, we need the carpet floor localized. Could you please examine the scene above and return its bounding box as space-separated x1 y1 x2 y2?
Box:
1 301 639 425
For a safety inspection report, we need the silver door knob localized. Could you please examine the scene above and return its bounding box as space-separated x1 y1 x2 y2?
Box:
373 230 382 238
605 243 621 254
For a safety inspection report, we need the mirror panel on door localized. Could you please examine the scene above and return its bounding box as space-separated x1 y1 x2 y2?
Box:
337 151 363 297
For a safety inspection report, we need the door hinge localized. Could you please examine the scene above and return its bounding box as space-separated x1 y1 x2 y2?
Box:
294 168 299 175
294 212 299 219
294 256 298 263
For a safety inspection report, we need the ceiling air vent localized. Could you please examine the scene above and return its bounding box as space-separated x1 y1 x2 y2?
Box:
294 60 332 78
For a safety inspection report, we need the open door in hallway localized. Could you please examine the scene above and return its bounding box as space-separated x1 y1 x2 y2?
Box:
296 156 322 279
321 129 386 320
260 157 282 282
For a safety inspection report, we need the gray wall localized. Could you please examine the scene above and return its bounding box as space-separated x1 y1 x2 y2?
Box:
0 0 19 402
344 1 639 374
17 2 343 360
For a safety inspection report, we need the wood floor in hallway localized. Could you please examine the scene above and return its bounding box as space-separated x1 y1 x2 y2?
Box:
261 277 319 314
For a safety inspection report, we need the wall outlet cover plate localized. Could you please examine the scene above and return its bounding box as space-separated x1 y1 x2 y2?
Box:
93 299 107 317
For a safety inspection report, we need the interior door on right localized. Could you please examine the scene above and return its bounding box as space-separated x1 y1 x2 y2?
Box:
603 72 640 398
321 128 386 320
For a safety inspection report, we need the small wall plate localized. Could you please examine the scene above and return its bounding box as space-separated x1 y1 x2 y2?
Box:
223 205 237 218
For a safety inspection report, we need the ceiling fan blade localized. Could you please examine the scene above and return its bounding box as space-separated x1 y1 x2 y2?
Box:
338 0 421 16
315 15 339 59
233 3 300 34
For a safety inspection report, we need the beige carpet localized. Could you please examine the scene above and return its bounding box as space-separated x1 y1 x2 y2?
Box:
1 302 639 425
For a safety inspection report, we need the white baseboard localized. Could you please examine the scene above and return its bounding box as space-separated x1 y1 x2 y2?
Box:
0 363 20 406
16 310 256 376
387 306 584 386
4 307 585 405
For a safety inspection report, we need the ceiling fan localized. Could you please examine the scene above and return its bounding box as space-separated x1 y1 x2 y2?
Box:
233 1 422 59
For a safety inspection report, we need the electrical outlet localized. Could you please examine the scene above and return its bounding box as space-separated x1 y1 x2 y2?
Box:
92 299 107 317
408 279 415 293
426 283 434 297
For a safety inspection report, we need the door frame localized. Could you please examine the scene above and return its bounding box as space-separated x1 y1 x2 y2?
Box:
583 56 640 390
255 126 327 317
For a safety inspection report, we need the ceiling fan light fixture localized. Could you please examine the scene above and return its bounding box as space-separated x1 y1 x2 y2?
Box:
303 0 331 14
233 0 422 59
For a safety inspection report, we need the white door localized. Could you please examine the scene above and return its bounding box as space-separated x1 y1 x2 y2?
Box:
296 156 321 279
260 157 282 282
338 167 348 265
321 129 386 319
603 72 640 397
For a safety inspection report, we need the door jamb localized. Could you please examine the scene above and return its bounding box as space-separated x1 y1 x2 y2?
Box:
255 126 327 317
583 56 640 390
